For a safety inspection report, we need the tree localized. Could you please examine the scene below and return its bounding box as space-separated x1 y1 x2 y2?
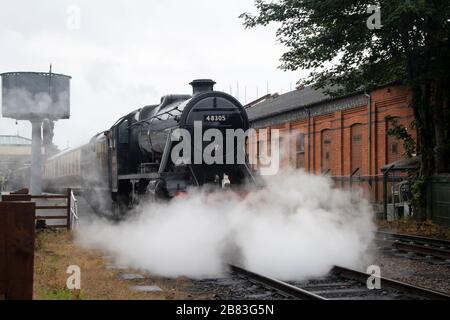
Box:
241 0 450 219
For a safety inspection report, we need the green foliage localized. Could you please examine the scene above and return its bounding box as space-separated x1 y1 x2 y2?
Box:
385 116 416 158
385 115 426 219
240 0 450 93
407 174 427 220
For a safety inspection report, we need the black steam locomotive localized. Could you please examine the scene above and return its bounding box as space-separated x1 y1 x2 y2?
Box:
43 79 257 215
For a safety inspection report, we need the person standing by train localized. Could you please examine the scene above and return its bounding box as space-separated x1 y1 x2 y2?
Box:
0 174 5 192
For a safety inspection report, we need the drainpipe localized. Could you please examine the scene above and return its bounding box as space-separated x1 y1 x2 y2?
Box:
383 165 394 220
307 108 311 173
365 93 372 177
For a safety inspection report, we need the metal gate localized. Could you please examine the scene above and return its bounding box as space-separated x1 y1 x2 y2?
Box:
428 176 450 226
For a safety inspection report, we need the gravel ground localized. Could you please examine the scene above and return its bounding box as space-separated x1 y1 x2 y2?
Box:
370 250 450 295
119 253 450 299
187 250 450 299
186 273 292 300
103 248 450 299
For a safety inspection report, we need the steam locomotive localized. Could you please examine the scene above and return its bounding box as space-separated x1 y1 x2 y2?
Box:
43 79 257 215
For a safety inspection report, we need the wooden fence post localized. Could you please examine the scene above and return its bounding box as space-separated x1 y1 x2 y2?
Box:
0 202 36 300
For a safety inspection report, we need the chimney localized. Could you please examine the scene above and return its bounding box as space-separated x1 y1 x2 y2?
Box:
190 79 216 95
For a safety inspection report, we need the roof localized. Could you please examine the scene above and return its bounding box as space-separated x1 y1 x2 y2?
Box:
0 135 32 146
381 156 420 172
246 84 355 121
47 144 84 161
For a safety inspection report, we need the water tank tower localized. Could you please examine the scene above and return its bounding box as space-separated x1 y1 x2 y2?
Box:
1 70 71 194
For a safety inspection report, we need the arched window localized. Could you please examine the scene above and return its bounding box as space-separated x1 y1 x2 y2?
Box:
296 132 305 168
321 129 332 174
387 117 402 164
351 123 363 175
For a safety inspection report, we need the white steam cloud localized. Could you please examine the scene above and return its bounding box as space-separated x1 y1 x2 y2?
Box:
76 170 375 281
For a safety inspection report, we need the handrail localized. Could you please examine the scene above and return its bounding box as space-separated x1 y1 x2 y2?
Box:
69 190 79 230
129 105 182 128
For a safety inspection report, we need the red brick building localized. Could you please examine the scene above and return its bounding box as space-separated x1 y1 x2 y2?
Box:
246 84 416 206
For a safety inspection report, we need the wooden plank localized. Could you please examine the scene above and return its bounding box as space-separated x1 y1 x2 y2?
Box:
10 189 29 195
1 195 31 202
30 195 67 199
0 202 36 300
35 216 67 220
35 206 68 210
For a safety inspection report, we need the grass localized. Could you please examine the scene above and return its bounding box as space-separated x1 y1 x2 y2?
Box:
41 289 81 300
33 229 207 300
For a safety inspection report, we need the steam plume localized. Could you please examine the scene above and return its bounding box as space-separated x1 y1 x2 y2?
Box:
76 169 375 280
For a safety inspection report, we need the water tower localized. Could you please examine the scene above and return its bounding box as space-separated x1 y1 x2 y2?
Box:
1 70 71 194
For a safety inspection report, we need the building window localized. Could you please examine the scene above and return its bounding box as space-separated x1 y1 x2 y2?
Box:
296 133 305 154
279 136 286 155
351 123 363 175
321 129 333 174
390 142 398 154
387 117 402 164
321 129 332 174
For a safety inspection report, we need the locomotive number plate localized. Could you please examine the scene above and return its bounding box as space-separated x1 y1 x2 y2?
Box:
204 115 227 122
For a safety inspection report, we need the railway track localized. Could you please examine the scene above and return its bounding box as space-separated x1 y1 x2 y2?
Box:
376 231 450 261
229 265 450 300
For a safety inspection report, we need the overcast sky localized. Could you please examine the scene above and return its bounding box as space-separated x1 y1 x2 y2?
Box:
0 0 302 148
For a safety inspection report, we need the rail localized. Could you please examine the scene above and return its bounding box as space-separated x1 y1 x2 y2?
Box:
377 231 450 248
376 231 450 260
229 265 326 300
230 264 450 300
331 265 450 300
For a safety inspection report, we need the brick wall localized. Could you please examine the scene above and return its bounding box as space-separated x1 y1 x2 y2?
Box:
251 84 416 203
